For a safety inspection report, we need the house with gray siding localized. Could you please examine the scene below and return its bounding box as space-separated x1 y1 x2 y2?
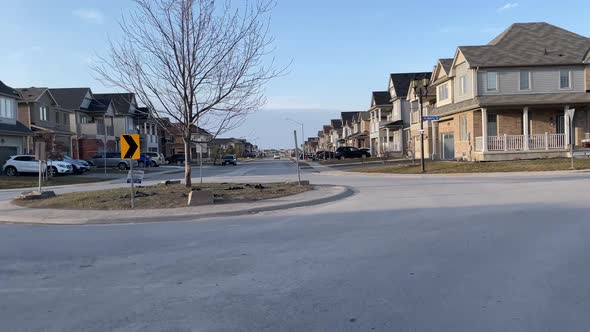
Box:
0 80 32 167
430 22 590 161
16 87 75 158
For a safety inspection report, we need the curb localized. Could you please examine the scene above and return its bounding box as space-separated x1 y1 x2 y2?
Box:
0 185 354 226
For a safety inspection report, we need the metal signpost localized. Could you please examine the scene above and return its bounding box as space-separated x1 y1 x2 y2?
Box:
294 130 301 185
121 134 140 208
566 108 576 169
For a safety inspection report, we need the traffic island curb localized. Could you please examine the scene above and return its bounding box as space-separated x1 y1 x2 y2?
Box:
0 185 354 225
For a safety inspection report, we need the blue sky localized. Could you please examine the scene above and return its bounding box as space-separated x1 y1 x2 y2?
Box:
2 0 590 148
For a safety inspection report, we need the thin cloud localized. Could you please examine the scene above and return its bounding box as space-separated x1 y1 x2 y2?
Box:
497 2 519 12
72 8 104 24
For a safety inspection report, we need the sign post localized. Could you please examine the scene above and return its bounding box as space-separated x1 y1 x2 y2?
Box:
35 142 46 193
294 130 301 185
121 134 140 208
566 108 576 169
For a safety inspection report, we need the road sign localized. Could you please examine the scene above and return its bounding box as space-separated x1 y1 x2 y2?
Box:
127 170 144 184
422 116 440 121
418 129 425 135
120 134 140 159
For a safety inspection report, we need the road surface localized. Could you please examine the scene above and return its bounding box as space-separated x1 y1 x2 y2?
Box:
1 159 590 331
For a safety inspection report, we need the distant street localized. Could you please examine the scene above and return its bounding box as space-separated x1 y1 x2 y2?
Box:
2 160 590 331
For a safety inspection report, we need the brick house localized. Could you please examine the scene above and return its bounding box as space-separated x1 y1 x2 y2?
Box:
0 80 32 166
429 23 590 161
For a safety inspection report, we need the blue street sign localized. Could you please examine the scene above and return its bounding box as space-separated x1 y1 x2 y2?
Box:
422 116 440 121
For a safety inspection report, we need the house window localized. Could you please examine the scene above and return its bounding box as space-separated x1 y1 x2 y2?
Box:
459 114 468 141
40 106 48 121
519 70 531 90
487 113 498 136
486 72 498 92
559 69 571 89
0 97 16 119
438 84 449 100
459 76 467 95
80 115 88 124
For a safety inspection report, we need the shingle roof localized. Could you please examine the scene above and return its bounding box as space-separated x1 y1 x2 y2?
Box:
0 121 33 135
372 91 391 106
439 59 453 74
340 112 358 125
49 88 91 110
0 80 18 98
390 72 432 98
93 93 136 115
15 87 48 102
330 119 342 129
459 22 590 68
323 125 332 134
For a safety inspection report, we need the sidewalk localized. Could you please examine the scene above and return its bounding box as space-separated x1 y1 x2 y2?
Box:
0 185 352 225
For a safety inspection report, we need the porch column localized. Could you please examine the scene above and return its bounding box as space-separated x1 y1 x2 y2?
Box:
523 107 529 150
564 105 571 146
386 127 390 150
432 122 438 160
481 108 488 152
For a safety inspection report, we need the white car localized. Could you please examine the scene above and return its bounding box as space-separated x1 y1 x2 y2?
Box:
145 152 167 167
2 155 73 177
273 154 281 160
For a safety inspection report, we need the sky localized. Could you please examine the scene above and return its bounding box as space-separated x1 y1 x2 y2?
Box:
2 0 590 149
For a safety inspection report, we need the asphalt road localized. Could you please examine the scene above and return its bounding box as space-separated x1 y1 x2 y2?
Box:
2 160 590 331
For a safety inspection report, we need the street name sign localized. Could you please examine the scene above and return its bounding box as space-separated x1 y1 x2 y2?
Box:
422 116 440 121
120 134 140 159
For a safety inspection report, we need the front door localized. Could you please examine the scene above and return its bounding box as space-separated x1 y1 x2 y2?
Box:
442 133 455 160
556 111 565 134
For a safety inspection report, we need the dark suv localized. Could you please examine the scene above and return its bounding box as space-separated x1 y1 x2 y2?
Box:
221 155 237 166
335 146 370 160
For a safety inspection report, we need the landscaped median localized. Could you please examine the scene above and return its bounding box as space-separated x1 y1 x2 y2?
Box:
0 175 109 190
1 183 353 225
347 158 590 174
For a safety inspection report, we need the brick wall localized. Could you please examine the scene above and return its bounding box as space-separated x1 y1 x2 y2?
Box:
438 110 477 160
530 109 557 135
497 110 523 135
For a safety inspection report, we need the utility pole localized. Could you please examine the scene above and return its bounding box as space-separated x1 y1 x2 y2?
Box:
294 130 301 185
413 78 428 173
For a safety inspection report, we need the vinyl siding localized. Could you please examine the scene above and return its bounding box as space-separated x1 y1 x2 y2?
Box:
453 62 472 102
585 65 590 91
477 66 586 95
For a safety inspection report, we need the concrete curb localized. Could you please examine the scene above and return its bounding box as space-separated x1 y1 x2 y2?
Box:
0 185 354 226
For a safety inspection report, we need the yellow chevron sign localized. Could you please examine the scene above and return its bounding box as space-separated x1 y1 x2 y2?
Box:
120 134 140 159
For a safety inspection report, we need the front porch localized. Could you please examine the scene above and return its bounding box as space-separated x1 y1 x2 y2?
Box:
472 106 589 161
378 120 403 155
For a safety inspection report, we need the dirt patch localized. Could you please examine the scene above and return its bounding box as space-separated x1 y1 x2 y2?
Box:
14 182 312 210
0 176 108 190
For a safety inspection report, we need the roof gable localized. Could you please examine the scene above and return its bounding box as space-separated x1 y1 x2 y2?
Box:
0 80 18 98
49 88 92 110
389 72 432 98
371 91 391 106
93 93 137 115
16 87 60 106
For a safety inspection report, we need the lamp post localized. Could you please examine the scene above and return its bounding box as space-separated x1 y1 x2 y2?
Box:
412 78 429 173
286 118 305 156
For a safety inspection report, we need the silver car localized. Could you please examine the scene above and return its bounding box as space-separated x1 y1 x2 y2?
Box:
88 152 139 170
145 152 167 167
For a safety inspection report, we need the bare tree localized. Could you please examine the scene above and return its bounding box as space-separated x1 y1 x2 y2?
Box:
93 0 282 186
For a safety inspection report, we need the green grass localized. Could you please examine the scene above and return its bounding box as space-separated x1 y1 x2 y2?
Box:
348 158 590 174
0 175 109 190
15 182 312 210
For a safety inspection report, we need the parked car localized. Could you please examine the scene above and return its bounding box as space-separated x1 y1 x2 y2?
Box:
145 152 167 167
62 155 89 174
221 155 237 166
316 150 334 159
273 154 281 160
359 148 372 158
87 152 139 170
166 154 186 165
335 146 370 160
2 155 73 176
138 154 152 168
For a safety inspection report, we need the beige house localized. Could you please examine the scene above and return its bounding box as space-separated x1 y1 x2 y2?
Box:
429 22 590 161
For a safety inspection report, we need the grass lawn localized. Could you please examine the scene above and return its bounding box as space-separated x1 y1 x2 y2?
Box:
0 175 109 190
348 158 590 174
14 182 312 210
318 157 396 165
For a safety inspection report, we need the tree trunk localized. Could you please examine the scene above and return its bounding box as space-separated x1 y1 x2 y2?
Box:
184 138 192 187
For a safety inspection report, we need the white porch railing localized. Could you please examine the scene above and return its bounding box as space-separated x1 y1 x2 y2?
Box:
476 133 565 152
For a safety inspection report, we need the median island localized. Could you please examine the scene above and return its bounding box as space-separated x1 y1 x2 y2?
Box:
347 159 590 174
14 182 311 210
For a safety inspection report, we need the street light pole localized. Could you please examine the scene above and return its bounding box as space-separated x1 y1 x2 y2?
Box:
413 79 428 173
286 118 305 156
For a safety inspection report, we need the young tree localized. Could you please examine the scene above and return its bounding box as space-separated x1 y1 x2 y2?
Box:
93 0 281 186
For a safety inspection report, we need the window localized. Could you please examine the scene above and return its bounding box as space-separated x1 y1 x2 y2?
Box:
40 106 48 121
519 70 531 90
486 72 498 92
559 69 571 89
80 115 88 124
0 97 16 119
487 113 498 136
459 75 467 95
438 84 449 100
459 115 468 141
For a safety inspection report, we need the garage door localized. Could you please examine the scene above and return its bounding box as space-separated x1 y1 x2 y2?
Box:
0 146 18 167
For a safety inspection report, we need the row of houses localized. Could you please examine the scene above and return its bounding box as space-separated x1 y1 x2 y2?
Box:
304 22 590 161
0 82 257 166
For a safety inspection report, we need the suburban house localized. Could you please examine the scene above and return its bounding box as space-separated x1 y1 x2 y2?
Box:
406 76 438 159
0 80 32 166
319 125 332 151
430 22 590 161
368 91 392 156
329 119 343 150
136 107 160 153
50 88 116 159
340 111 358 147
16 87 75 158
157 117 175 157
93 93 141 151
166 123 213 158
348 111 370 148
